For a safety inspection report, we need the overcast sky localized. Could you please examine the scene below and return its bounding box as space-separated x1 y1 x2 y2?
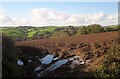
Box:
0 2 118 26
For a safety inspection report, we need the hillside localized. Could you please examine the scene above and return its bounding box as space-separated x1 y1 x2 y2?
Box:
15 31 119 77
16 31 118 47
2 26 119 78
1 25 119 41
2 29 120 78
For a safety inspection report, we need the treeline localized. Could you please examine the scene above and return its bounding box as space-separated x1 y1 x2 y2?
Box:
1 24 119 41
77 24 119 35
28 24 119 39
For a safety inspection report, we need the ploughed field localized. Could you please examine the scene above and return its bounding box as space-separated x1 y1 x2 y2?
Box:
16 31 118 46
16 31 118 56
15 31 119 77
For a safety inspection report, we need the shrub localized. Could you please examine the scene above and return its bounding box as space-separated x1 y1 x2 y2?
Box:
94 44 120 78
2 34 26 79
77 26 87 35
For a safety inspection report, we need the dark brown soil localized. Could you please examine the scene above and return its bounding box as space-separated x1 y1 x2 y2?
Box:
15 31 119 71
16 31 118 47
16 31 118 54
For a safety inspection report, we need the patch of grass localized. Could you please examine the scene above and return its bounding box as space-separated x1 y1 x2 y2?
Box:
27 26 56 38
2 28 24 40
27 31 38 38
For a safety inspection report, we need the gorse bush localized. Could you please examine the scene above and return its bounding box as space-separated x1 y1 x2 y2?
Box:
77 26 87 35
2 34 27 79
94 43 120 79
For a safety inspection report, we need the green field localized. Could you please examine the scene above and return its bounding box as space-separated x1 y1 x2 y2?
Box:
1 26 57 40
27 26 57 38
1 25 119 41
1 27 24 40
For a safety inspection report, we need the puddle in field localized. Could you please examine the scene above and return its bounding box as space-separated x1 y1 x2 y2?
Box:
43 59 68 72
17 59 24 66
37 59 68 77
16 54 85 77
39 55 54 64
35 54 85 77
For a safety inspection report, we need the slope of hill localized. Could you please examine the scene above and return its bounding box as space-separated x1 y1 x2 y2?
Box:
2 31 119 78
16 31 119 71
16 31 118 47
1 25 119 41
